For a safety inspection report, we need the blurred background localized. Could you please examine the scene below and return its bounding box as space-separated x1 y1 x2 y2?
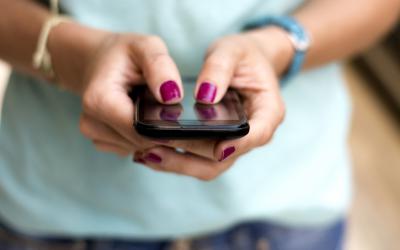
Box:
0 27 399 250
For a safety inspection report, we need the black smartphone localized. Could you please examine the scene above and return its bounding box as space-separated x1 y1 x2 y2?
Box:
134 84 249 140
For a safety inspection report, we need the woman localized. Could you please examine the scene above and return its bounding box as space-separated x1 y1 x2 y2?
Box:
0 0 398 249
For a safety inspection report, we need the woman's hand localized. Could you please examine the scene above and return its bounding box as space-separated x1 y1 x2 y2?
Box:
50 23 186 156
80 34 187 156
135 28 292 180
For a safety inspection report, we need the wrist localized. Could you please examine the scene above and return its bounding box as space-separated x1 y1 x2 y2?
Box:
47 21 110 94
245 27 295 76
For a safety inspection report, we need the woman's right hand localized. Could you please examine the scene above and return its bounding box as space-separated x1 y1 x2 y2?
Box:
49 23 184 156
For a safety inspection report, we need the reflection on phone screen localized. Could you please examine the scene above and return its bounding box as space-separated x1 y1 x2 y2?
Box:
142 84 240 122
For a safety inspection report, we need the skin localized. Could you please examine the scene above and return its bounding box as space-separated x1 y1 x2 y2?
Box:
0 0 399 180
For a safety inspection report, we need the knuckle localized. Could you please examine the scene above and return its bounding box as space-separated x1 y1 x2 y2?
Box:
82 89 115 117
142 35 166 50
260 126 274 145
96 92 119 117
97 93 114 110
83 91 122 125
249 124 273 147
82 92 98 114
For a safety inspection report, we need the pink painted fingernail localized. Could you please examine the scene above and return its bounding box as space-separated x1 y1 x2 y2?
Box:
196 82 217 103
219 146 236 161
160 80 181 102
144 152 162 163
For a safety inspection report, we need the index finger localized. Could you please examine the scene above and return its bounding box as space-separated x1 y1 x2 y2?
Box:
195 40 242 104
133 36 184 104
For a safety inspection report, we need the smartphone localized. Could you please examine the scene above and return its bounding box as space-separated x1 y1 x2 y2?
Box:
134 84 249 140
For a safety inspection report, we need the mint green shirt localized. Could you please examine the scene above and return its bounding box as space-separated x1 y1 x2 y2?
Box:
0 0 351 239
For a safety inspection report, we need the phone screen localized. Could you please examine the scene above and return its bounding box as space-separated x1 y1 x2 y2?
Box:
135 83 249 139
139 84 242 123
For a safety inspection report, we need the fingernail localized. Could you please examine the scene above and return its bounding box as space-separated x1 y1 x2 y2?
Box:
196 82 217 103
219 146 236 161
160 80 181 102
144 152 162 163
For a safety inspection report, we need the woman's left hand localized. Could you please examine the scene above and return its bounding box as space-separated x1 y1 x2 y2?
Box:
136 29 291 180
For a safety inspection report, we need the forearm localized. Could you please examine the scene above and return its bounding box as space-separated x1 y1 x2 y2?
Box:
295 0 400 68
0 0 48 76
0 0 106 92
249 0 400 75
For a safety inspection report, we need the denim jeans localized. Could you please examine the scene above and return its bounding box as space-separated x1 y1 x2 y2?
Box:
0 220 344 250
